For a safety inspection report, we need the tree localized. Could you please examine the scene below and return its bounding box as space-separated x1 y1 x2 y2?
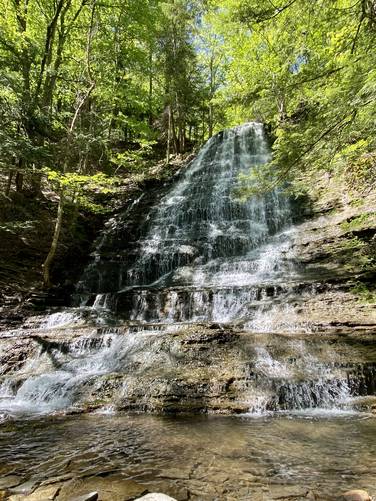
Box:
206 0 376 194
158 0 207 159
0 0 218 286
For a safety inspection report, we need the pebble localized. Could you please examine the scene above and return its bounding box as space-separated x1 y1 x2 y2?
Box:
136 494 177 501
71 493 98 501
341 490 371 501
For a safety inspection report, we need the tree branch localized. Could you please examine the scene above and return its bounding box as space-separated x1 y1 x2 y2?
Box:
240 0 298 24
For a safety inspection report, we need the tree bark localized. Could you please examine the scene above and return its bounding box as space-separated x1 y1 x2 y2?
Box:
5 170 14 196
170 105 178 153
43 192 64 287
166 105 171 164
34 0 66 108
148 45 153 125
208 104 213 138
15 169 23 193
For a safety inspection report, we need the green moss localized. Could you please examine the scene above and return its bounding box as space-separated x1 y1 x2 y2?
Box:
350 282 376 304
340 236 365 250
340 212 376 232
349 198 364 208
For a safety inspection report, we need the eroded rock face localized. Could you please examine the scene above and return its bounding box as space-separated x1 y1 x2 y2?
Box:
0 323 376 416
283 197 376 332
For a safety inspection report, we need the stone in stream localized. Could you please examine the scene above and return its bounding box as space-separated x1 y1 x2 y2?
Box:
9 479 39 495
266 483 309 499
39 474 74 486
340 490 372 501
7 484 61 500
0 475 23 489
135 495 177 501
71 493 98 501
56 475 147 501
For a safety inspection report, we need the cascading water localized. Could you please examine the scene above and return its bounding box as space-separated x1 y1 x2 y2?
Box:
78 123 295 324
1 123 375 418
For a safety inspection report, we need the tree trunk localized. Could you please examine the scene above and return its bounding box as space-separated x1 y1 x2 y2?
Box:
5 170 14 196
166 105 171 164
43 192 64 287
148 46 153 125
15 169 23 192
30 167 42 196
42 0 96 288
208 103 214 138
201 105 206 143
170 106 178 153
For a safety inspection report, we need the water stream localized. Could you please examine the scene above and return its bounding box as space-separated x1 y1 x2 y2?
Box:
1 413 376 499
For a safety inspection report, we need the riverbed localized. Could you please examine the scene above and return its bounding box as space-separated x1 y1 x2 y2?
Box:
1 412 375 500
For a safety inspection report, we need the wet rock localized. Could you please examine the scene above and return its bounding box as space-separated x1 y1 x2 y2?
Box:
157 468 190 480
71 492 98 501
135 495 177 501
39 474 74 486
340 490 372 501
10 479 39 495
149 480 189 501
57 475 147 501
267 484 308 499
11 485 62 501
306 491 319 500
24 486 60 501
0 475 23 489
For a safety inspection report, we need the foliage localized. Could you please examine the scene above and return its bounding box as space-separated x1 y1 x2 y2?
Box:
0 0 212 196
340 213 376 232
205 0 376 195
44 169 120 213
2 0 375 284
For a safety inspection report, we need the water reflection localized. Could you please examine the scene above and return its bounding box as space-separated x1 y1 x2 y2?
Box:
0 413 375 499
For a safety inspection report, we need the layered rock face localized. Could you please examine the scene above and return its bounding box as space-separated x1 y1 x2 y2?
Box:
1 324 376 415
0 123 375 417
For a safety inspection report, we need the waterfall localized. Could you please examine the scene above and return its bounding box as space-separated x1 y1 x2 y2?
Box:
79 122 294 325
0 123 374 418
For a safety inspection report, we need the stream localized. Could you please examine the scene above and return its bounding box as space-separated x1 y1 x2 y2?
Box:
1 413 375 499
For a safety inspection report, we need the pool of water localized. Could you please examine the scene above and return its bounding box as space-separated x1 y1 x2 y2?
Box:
0 412 375 500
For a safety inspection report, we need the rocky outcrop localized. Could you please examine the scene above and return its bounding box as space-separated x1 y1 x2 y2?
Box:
275 191 376 332
0 323 375 416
